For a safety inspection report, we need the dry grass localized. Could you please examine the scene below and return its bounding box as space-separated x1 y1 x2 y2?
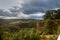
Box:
40 35 58 40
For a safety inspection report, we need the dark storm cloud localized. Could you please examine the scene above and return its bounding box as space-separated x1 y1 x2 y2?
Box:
0 9 11 16
0 9 18 17
22 0 60 14
0 0 60 15
0 0 60 19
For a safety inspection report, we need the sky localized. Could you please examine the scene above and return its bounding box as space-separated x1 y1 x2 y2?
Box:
0 0 60 19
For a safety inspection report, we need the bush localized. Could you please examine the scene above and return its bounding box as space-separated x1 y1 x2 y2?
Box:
43 19 57 34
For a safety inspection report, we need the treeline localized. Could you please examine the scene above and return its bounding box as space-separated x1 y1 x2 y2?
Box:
44 9 60 19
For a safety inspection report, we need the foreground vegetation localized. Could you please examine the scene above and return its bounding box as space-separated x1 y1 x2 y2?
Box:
0 28 58 40
0 28 40 40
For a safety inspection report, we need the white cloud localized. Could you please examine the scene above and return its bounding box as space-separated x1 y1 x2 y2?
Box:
17 0 25 4
17 12 30 19
15 0 28 8
29 12 45 17
54 8 60 10
28 12 45 20
0 12 45 19
17 12 45 19
3 9 12 14
0 16 17 19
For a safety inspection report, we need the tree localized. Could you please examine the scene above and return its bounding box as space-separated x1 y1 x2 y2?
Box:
44 10 52 20
55 9 60 19
44 9 60 19
44 10 57 20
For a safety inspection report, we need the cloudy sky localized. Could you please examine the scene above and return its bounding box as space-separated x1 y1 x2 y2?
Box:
0 0 60 19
